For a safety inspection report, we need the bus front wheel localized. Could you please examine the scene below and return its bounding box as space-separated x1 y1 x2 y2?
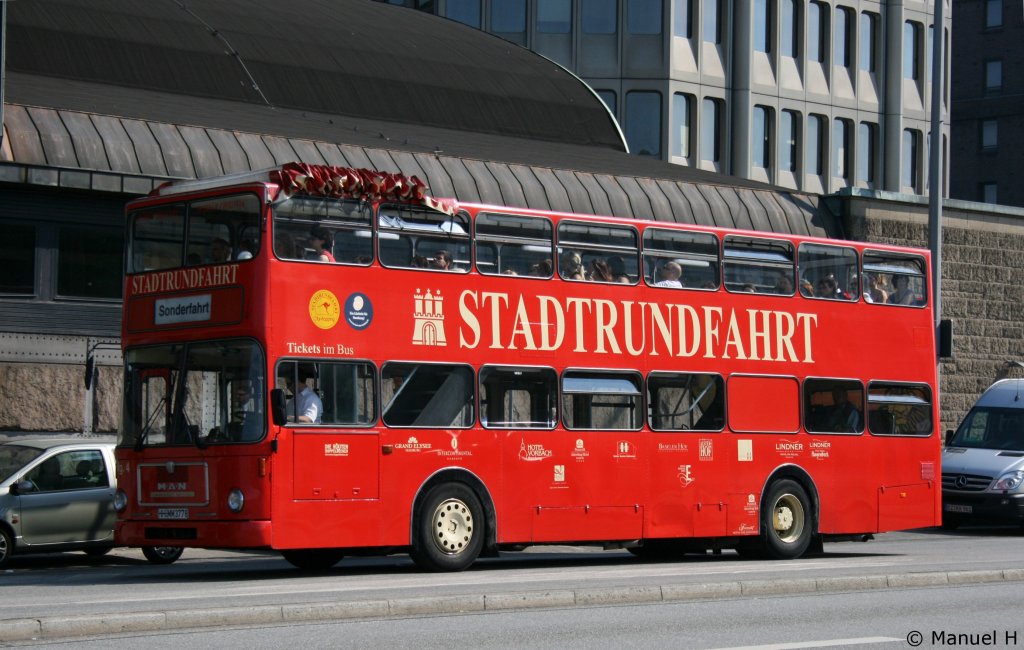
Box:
761 479 813 559
411 483 484 572
142 546 184 565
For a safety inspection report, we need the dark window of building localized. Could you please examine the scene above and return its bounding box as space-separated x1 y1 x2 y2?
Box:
596 89 617 115
859 12 877 72
981 119 998 151
980 182 998 204
625 91 662 157
702 0 722 44
0 224 36 295
701 97 723 164
57 226 124 299
857 121 876 184
808 1 826 63
583 0 617 34
807 114 825 176
671 92 693 159
985 59 1002 93
902 129 919 190
781 0 799 58
834 5 852 68
674 0 693 38
753 105 772 171
780 110 799 173
538 0 572 33
444 0 481 28
492 0 527 32
754 0 772 53
986 0 1003 29
833 118 851 180
903 21 920 81
628 0 662 34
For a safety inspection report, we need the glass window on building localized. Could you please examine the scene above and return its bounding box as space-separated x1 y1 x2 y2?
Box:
583 0 617 34
1 223 35 295
808 1 826 63
538 0 572 33
753 105 772 171
981 120 998 150
980 182 998 204
859 12 877 72
780 110 799 173
902 129 919 190
491 0 527 33
806 114 824 176
834 5 852 68
702 0 721 44
903 21 920 81
674 0 693 38
701 97 723 164
626 91 662 157
986 0 1003 29
780 0 799 58
857 122 876 185
57 226 124 300
444 0 481 28
985 60 1002 92
671 93 693 159
833 119 850 180
754 0 771 53
628 0 662 34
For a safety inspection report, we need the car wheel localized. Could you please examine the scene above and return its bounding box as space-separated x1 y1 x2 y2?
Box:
0 528 12 569
142 546 183 564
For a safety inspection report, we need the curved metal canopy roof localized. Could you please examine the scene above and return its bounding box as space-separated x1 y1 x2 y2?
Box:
0 0 835 237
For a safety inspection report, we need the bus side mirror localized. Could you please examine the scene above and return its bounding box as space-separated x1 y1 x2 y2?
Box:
271 388 287 426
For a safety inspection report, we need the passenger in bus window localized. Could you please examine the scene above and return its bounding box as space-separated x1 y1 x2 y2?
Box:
864 273 889 303
560 251 585 280
237 238 256 260
887 275 915 305
587 258 613 282
210 237 231 263
608 256 630 283
529 260 553 277
275 232 298 259
286 371 322 424
825 387 862 433
433 250 453 270
773 274 794 295
799 277 814 297
309 227 335 263
654 261 683 288
815 274 847 299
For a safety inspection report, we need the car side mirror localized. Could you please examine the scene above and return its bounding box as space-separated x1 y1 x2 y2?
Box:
10 480 34 495
271 388 287 426
944 429 955 445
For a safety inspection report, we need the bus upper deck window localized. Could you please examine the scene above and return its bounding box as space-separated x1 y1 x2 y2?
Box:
798 243 858 301
557 221 639 284
723 235 795 295
643 228 720 290
862 251 928 307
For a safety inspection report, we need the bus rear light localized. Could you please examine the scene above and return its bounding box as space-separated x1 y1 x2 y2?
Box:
113 489 128 513
227 489 245 513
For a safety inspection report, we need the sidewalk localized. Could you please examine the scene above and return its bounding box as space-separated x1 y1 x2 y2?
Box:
3 567 1022 642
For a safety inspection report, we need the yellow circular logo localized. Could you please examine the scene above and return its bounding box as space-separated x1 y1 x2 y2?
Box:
309 290 341 330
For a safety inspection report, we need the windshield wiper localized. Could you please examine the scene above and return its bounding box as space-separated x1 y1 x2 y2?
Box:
135 395 166 452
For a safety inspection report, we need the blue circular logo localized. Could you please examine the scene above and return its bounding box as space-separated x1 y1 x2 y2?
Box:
345 293 373 330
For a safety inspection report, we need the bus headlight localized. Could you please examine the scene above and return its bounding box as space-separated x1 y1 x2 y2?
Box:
227 488 245 513
113 489 128 513
994 471 1024 492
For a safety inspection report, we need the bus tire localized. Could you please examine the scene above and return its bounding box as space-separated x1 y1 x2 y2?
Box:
761 479 813 559
411 482 484 572
281 549 345 571
142 546 184 565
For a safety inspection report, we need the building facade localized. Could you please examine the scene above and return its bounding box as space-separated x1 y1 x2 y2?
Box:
949 0 1024 208
394 0 951 197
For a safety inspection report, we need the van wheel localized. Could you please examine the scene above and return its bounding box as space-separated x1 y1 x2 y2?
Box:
0 529 12 569
142 546 184 564
411 483 484 572
762 479 813 559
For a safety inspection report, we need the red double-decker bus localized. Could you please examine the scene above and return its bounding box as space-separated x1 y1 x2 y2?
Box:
114 163 941 571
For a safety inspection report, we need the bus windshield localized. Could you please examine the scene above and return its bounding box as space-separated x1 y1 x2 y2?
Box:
121 339 265 448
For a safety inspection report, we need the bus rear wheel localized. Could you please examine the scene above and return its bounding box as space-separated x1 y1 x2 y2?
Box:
411 483 483 572
761 479 813 559
281 549 345 571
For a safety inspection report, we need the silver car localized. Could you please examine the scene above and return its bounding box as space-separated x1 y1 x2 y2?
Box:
0 438 182 567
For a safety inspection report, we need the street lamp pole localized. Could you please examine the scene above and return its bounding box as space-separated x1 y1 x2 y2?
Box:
928 0 946 337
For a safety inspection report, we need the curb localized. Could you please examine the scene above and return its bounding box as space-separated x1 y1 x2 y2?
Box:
3 568 1022 642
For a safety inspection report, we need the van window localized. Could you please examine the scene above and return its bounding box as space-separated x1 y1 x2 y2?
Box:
949 407 1024 451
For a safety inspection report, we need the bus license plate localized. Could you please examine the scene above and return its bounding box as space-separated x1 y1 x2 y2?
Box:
158 508 189 520
944 503 972 514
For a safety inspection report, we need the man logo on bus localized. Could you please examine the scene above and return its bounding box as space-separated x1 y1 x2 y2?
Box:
412 288 447 346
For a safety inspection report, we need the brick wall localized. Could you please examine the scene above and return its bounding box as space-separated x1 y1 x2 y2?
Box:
838 192 1024 431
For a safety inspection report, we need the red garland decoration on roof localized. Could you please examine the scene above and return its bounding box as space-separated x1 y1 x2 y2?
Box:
269 162 456 215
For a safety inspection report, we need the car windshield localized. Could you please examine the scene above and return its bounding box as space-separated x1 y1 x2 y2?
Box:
121 339 265 448
0 445 44 483
949 407 1024 451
